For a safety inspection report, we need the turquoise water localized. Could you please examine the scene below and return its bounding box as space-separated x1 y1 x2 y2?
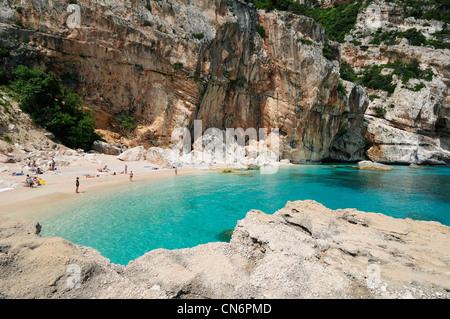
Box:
39 164 450 265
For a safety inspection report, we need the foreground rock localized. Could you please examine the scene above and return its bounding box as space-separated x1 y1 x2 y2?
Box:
358 160 395 171
1 200 449 299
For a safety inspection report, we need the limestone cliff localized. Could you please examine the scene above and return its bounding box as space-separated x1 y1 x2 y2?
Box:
333 0 450 165
0 0 368 163
0 0 448 165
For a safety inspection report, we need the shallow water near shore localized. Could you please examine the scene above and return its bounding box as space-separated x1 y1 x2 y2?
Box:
38 164 450 265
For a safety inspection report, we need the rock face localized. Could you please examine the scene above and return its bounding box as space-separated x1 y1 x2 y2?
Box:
1 200 449 299
0 217 159 298
366 118 450 165
0 0 447 164
0 0 367 163
327 81 371 161
337 0 450 165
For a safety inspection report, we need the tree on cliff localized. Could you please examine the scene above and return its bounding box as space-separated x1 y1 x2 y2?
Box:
12 65 99 150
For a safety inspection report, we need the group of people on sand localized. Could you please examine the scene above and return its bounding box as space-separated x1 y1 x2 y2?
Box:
25 174 44 188
24 158 55 174
75 165 135 193
23 162 178 193
97 165 109 173
20 159 47 187
74 163 180 194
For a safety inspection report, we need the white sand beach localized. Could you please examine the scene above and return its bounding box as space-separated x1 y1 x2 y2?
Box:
0 154 206 220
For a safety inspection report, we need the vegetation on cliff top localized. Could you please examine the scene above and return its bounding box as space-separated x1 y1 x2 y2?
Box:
247 1 449 47
401 0 450 24
11 65 99 150
247 0 364 43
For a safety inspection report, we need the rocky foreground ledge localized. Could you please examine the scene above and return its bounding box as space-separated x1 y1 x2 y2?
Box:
0 200 449 299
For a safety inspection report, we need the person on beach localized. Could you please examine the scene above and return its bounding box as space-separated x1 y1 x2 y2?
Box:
26 175 34 188
76 177 80 193
125 165 127 175
129 171 133 182
174 166 178 176
33 177 41 186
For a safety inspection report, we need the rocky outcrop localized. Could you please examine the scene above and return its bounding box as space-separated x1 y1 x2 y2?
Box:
117 146 145 162
337 0 449 164
90 140 122 156
0 0 367 163
0 153 14 163
327 81 370 161
0 216 159 298
357 160 394 171
1 200 449 299
366 117 450 165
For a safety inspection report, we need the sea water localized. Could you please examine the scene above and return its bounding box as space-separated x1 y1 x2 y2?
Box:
39 164 450 265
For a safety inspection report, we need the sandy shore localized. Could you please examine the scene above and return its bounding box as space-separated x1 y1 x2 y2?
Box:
0 154 209 220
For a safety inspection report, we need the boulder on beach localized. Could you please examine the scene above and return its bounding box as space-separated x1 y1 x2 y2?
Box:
0 154 15 163
144 147 181 168
90 140 122 156
357 160 394 171
117 146 145 162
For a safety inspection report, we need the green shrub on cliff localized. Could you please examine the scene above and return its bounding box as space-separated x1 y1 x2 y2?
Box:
369 26 449 49
322 44 333 60
353 59 434 93
305 1 363 43
116 111 136 132
375 106 387 119
358 65 397 94
0 47 10 58
402 0 450 24
339 61 358 82
256 24 267 38
385 59 434 84
247 0 363 43
12 65 99 150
